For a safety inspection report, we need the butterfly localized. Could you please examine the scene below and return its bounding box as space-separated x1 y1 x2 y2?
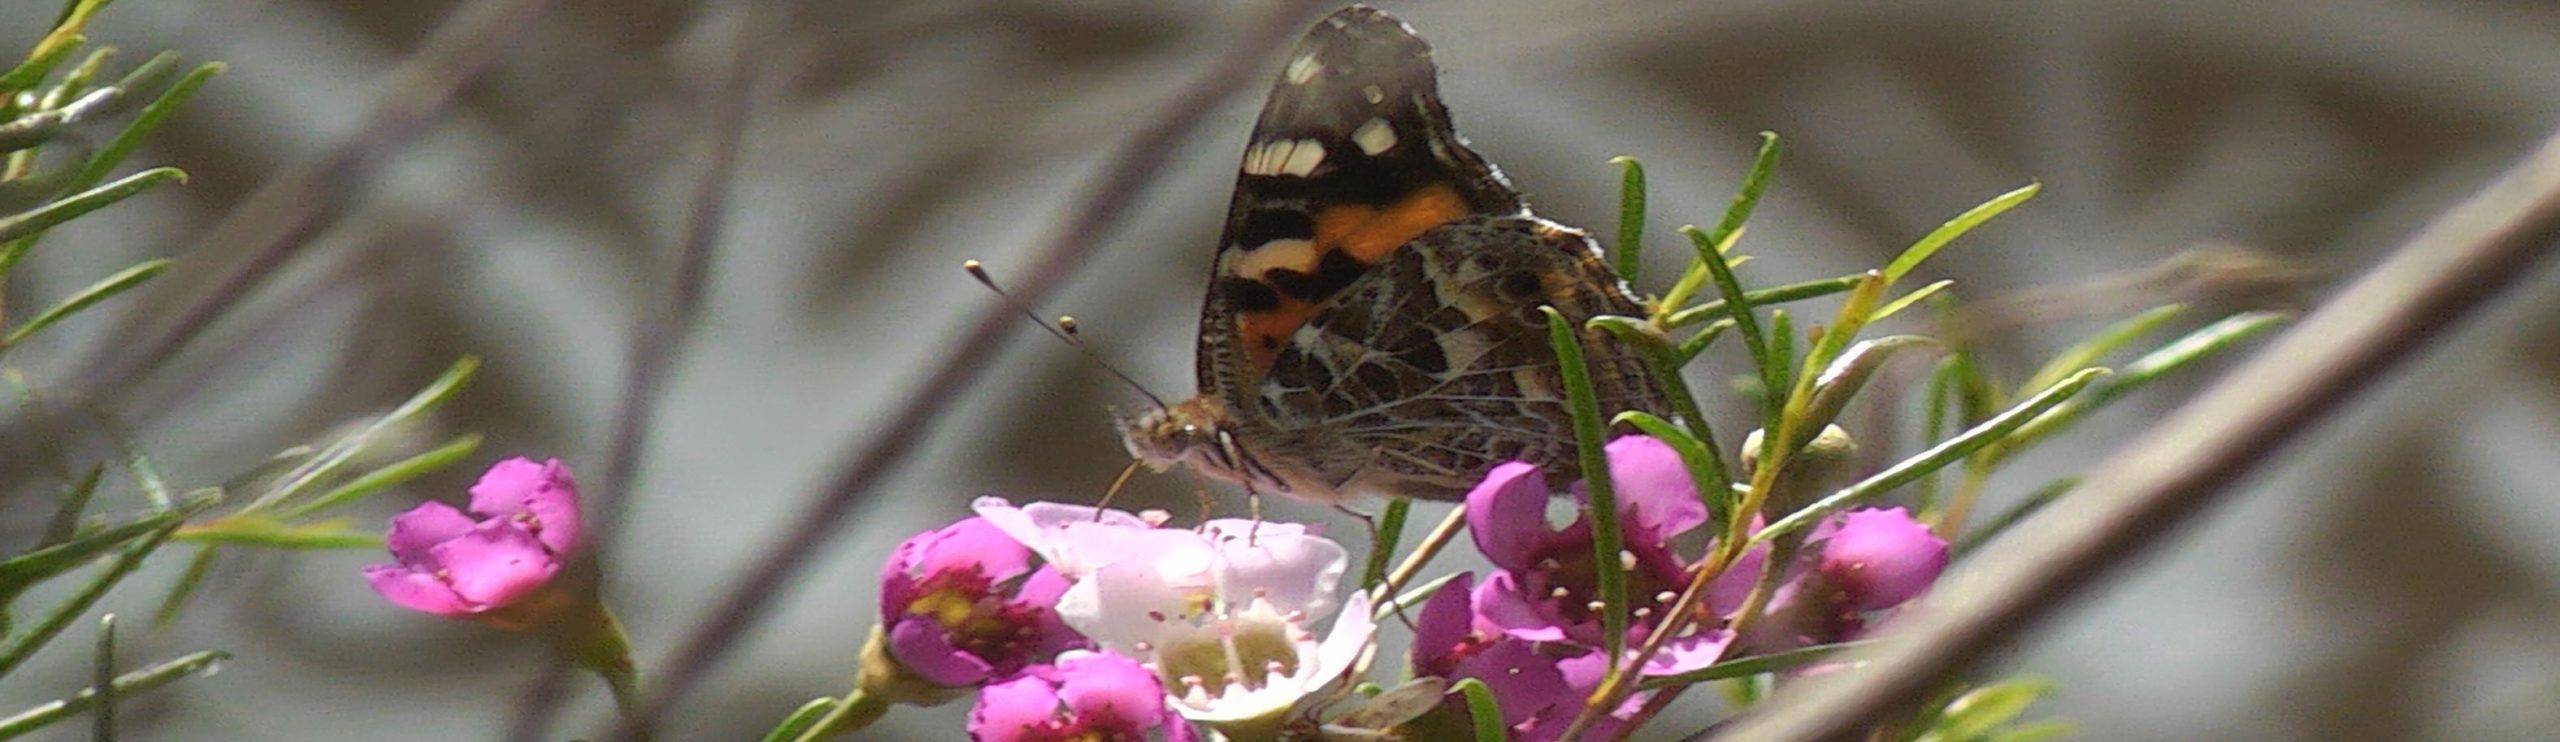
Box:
1119 5 1669 503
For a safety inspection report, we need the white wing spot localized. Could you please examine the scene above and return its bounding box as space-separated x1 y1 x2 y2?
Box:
1279 139 1326 176
1286 54 1323 85
1352 119 1397 155
1226 238 1320 280
1362 85 1385 104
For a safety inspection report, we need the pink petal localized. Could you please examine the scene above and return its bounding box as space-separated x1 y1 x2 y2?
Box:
969 673 1064 742
1449 639 1572 728
974 497 1156 579
429 522 561 610
878 529 932 622
1637 627 1734 677
1464 462 1555 573
466 457 582 554
1056 561 1199 651
1471 571 1569 642
888 617 994 687
1596 435 1706 540
383 501 474 568
918 517 1033 584
1408 573 1477 676
1054 651 1166 733
362 564 472 616
1817 508 1948 611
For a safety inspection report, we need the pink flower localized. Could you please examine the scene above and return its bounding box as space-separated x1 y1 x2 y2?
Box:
1752 507 1950 651
968 651 1196 742
879 516 1086 688
1465 437 1757 678
362 457 583 620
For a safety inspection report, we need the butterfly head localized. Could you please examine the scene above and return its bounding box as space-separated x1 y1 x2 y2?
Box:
1118 396 1295 496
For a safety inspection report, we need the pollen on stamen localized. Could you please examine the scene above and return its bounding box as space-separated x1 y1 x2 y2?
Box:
1586 600 1606 614
1134 641 1155 652
1549 586 1571 600
1619 550 1638 570
1655 591 1679 604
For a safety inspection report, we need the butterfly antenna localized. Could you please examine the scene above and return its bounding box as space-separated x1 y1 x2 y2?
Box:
965 260 1171 409
1094 459 1143 517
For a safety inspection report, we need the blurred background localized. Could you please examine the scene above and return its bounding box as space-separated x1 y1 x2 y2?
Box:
3 0 2557 739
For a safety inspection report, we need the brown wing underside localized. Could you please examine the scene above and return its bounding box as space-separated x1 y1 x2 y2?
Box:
1243 215 1671 501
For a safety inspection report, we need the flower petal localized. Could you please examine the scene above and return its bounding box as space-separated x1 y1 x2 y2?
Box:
1057 561 1201 652
975 497 1158 579
1408 572 1477 677
466 457 582 554
1464 462 1555 573
889 616 994 687
362 564 470 616
1472 571 1570 642
918 517 1034 584
969 672 1063 742
428 521 561 610
1595 435 1706 540
383 501 474 568
1054 651 1167 734
1213 533 1347 619
1816 507 1948 611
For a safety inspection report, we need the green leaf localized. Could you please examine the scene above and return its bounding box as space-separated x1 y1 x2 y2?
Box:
1451 678 1510 742
1882 182 2039 284
1637 639 1881 689
1753 368 2108 545
1869 279 1954 324
1954 476 2080 556
1707 132 1783 255
1662 273 1868 329
150 546 217 631
0 87 119 153
1359 497 1411 590
283 433 481 520
38 464 103 547
173 515 381 550
1379 571 1464 619
0 31 84 93
1913 357 1959 514
1615 411 1731 528
1933 678 2056 741
1684 225 1782 447
0 258 168 349
0 650 229 739
1673 317 1733 364
91 614 115 740
0 166 183 243
1609 155 1646 282
247 357 479 512
68 61 220 194
756 698 839 742
1541 306 1626 669
1591 314 1728 492
0 493 215 600
1797 335 1938 441
1993 311 2288 464
1985 720 2077 742
0 493 206 677
2021 304 2185 395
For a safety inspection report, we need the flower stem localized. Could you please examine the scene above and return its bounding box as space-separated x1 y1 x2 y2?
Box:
571 608 641 717
789 690 890 742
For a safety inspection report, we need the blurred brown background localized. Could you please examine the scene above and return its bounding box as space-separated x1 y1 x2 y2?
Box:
2 1 2557 739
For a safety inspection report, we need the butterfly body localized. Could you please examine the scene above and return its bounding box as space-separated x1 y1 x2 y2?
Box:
1120 6 1668 503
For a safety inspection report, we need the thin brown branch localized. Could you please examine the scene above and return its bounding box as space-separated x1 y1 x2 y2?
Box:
1716 129 2560 740
601 2 1336 738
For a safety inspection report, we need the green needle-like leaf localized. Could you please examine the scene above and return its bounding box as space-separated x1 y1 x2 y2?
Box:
0 650 229 739
758 698 841 742
1360 497 1411 590
0 32 84 93
38 464 103 548
173 515 381 550
0 166 182 244
1707 133 1782 252
1610 155 1646 282
68 61 220 194
1868 278 1954 323
91 614 115 741
283 433 481 520
1542 306 1626 669
1882 182 2039 284
249 357 479 512
1684 225 1782 445
1379 571 1464 620
2022 304 2185 395
1954 476 2081 555
0 494 214 599
1453 678 1510 742
150 546 217 631
0 495 206 677
1754 368 2108 545
0 258 169 349
1662 274 1866 329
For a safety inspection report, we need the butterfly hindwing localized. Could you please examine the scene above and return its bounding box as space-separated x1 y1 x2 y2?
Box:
1197 6 1524 397
1254 215 1666 501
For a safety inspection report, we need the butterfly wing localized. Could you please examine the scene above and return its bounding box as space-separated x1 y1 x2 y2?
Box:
1248 215 1670 501
1195 6 1524 405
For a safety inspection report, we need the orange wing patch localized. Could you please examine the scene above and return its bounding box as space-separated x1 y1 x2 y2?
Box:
1234 183 1470 370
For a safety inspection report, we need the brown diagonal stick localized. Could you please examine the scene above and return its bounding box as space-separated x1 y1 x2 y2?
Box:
602 2 1335 739
1715 130 2560 741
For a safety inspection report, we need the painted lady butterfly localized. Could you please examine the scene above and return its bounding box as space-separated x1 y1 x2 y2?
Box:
1120 5 1669 503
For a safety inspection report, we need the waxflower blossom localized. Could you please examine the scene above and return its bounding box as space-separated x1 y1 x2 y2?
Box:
1752 506 1949 651
974 498 1371 733
968 650 1197 742
1466 436 1759 678
363 457 583 623
876 516 1085 689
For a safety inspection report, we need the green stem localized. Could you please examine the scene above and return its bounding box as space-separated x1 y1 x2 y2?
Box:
571 608 641 717
790 690 892 742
